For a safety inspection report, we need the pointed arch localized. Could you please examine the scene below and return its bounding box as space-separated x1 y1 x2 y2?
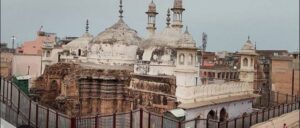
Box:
243 58 248 66
179 53 185 65
219 108 228 122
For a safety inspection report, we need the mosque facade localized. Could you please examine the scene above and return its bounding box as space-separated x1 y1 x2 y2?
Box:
35 0 259 122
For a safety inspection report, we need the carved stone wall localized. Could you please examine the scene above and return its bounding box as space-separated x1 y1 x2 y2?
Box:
129 75 177 113
33 63 178 116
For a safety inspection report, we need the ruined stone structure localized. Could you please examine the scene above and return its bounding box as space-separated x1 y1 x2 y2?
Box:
34 63 133 116
33 62 177 116
0 51 14 79
129 75 177 113
0 43 15 79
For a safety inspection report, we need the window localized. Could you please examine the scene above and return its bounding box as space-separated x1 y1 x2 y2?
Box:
188 54 193 65
78 49 82 56
243 58 248 67
250 58 254 66
153 95 161 104
179 53 185 65
50 80 57 90
46 51 51 57
163 96 168 105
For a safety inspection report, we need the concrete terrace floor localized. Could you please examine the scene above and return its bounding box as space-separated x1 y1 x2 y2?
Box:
251 110 299 128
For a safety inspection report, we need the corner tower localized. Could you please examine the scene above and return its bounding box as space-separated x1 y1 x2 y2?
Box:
238 36 258 84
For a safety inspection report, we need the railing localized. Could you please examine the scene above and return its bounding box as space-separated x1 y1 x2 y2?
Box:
0 77 299 128
176 82 253 103
0 78 71 128
207 103 299 128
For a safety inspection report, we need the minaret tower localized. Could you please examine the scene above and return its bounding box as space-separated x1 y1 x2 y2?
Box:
146 0 158 37
171 0 185 31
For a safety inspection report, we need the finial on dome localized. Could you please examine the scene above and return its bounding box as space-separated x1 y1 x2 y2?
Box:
119 0 123 19
86 19 89 33
248 36 250 40
184 26 189 34
255 42 257 50
166 9 171 27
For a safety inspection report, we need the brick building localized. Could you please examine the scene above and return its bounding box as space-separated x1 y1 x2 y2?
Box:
0 43 14 78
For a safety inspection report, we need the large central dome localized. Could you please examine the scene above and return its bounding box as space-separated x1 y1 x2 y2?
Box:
140 27 196 49
92 19 142 45
87 19 142 65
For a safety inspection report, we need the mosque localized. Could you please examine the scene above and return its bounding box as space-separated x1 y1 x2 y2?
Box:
35 0 259 123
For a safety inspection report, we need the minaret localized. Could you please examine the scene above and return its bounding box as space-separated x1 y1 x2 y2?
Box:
171 0 185 31
85 19 89 33
146 0 158 37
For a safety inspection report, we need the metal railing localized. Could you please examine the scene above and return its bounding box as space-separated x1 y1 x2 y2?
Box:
0 77 299 128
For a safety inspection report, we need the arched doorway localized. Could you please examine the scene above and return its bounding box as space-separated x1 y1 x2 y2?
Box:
50 80 58 90
78 49 82 56
207 110 218 128
207 110 216 120
219 108 228 122
49 80 61 94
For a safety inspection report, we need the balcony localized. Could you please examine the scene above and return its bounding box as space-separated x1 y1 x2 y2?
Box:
176 82 254 104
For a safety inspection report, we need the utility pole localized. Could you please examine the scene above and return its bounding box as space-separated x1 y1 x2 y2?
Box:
11 35 16 52
292 69 294 96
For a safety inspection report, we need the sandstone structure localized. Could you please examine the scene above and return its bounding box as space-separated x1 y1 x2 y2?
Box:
33 63 177 116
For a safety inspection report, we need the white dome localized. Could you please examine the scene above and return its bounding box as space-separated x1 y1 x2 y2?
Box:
87 19 142 65
92 19 142 45
141 27 182 48
148 1 157 12
138 27 197 63
141 27 196 49
177 30 197 48
64 32 93 50
239 39 257 55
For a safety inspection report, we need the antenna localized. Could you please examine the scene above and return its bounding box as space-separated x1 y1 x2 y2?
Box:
11 35 16 49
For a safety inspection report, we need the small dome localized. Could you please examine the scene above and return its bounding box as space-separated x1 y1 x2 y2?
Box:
177 30 196 48
239 38 257 55
64 32 93 50
141 27 197 49
173 0 183 8
241 39 254 51
92 19 142 45
141 27 182 49
148 1 156 12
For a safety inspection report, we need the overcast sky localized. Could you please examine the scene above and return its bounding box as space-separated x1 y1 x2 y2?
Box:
1 0 299 52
